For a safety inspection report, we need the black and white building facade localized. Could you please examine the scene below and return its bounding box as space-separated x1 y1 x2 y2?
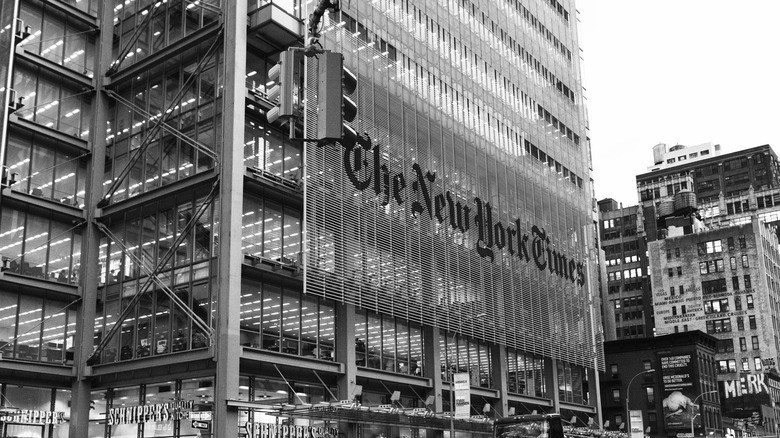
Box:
0 0 601 437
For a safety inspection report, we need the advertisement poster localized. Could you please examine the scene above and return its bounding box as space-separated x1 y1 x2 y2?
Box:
721 373 773 424
660 354 698 429
453 372 471 418
629 409 645 438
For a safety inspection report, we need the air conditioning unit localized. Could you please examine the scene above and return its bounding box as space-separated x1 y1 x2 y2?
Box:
14 19 31 44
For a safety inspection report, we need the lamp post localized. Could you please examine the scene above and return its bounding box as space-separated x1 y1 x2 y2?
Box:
448 312 486 438
690 390 718 438
626 369 655 436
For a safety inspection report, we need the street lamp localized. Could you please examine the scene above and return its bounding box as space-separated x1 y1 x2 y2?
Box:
448 312 486 438
690 390 718 438
626 369 655 436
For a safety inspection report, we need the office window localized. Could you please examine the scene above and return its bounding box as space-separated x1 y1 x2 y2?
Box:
728 237 735 250
646 387 655 404
741 358 750 371
677 267 682 276
668 268 673 277
675 248 680 258
742 255 749 268
0 292 77 364
752 336 759 350
705 318 731 334
734 296 742 310
670 287 675 296
732 276 739 290
240 278 336 361
679 285 684 295
755 357 762 371
611 364 619 376
739 337 747 351
739 236 747 249
698 240 722 254
737 316 744 331
749 315 757 330
612 388 621 403
666 249 672 261
730 257 737 270
702 278 727 294
718 339 734 353
746 295 754 310
744 275 752 289
704 298 729 314
0 207 83 284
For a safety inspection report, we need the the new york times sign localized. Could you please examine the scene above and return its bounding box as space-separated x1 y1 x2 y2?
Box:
339 139 585 287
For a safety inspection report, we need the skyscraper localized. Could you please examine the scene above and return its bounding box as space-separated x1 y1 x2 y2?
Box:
0 0 599 436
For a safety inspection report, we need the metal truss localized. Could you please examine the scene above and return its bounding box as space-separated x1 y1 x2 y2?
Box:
105 89 217 164
86 180 219 366
97 26 224 209
105 1 166 77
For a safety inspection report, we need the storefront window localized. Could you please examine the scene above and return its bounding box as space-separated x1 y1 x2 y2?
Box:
89 377 213 438
241 376 337 437
1 384 70 438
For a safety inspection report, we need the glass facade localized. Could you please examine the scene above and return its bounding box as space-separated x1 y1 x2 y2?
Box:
1 0 598 435
305 0 597 370
92 189 216 364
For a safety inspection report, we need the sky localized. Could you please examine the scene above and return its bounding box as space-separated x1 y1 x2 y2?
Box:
576 1 780 206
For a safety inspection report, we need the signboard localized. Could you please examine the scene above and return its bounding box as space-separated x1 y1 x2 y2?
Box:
192 420 210 430
107 400 194 425
629 409 644 438
721 374 774 422
244 423 339 438
453 372 471 419
0 409 66 425
660 354 698 429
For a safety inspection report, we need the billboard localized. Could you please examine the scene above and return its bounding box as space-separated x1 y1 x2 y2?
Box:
660 354 698 429
453 372 471 419
721 373 775 424
629 409 644 438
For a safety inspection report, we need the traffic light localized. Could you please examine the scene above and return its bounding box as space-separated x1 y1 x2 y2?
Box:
316 50 357 141
267 50 302 124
